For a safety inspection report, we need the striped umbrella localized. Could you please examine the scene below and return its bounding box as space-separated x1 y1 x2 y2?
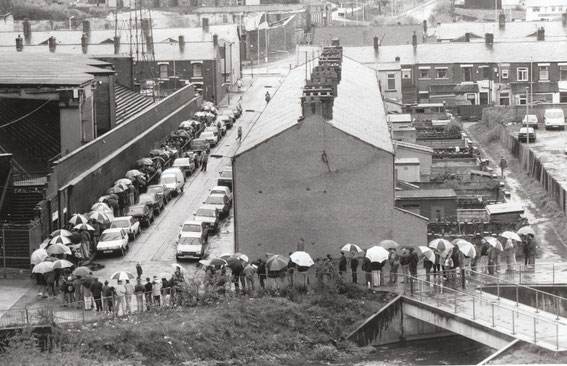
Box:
484 236 503 251
417 246 436 262
341 243 362 253
53 259 75 270
88 211 111 224
110 271 135 281
125 169 144 179
115 178 133 186
46 243 72 255
49 235 72 246
517 226 535 237
456 240 477 258
91 202 111 212
50 229 72 237
428 238 453 252
266 255 290 271
69 214 89 226
30 248 48 265
74 223 95 231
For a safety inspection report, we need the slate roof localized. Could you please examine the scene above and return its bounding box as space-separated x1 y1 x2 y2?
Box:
311 24 425 46
114 84 154 125
236 56 393 156
344 41 567 65
396 188 457 199
395 140 434 154
432 21 567 42
0 53 113 86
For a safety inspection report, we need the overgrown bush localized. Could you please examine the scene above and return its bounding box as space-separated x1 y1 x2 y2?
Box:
444 119 463 135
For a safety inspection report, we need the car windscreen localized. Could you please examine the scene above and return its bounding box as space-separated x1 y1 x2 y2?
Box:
182 224 202 232
220 171 232 178
178 237 201 246
128 206 145 215
111 220 129 228
206 196 224 204
139 195 154 203
196 208 215 217
160 176 177 184
547 111 564 118
100 232 122 241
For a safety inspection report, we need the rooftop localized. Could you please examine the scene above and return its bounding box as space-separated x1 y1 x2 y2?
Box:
236 56 393 156
395 158 420 164
396 188 457 199
395 140 434 154
312 24 425 47
432 21 567 42
344 40 567 65
485 202 525 215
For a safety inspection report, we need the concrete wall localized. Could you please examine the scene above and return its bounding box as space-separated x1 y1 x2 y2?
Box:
234 114 397 259
395 198 457 223
482 285 567 319
348 295 403 346
431 159 480 180
48 84 196 197
392 208 429 247
395 145 432 181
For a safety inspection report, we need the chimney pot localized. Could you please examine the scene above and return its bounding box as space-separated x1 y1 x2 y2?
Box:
423 20 427 33
464 32 470 42
202 18 209 33
178 35 185 51
485 33 494 46
498 13 506 29
82 20 90 34
81 33 88 54
114 36 120 54
48 36 56 52
213 34 218 46
412 31 417 47
537 27 545 41
23 18 31 40
15 35 23 52
373 35 379 51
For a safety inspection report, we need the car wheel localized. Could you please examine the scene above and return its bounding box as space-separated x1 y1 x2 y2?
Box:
121 247 125 256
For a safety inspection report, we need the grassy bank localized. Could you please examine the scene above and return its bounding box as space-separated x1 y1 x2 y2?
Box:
2 284 396 365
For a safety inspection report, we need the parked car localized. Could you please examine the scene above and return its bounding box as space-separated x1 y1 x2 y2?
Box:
522 114 539 129
110 216 140 240
138 192 164 215
204 193 231 218
217 114 232 129
215 120 227 135
193 204 220 231
189 138 210 153
178 219 208 243
217 168 233 189
201 131 218 146
96 228 129 256
518 127 536 143
210 185 232 206
147 184 171 204
544 108 565 130
176 236 206 260
183 150 201 169
204 125 220 137
172 157 195 177
126 204 154 227
160 167 185 196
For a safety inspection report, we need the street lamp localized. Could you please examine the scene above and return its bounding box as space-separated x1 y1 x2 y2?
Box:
525 86 530 174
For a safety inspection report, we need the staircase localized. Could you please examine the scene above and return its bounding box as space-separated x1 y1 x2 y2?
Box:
0 189 44 224
115 84 154 125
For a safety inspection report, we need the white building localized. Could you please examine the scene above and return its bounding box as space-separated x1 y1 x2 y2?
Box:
526 0 567 21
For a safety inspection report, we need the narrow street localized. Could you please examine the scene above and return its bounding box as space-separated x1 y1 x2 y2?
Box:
92 75 286 281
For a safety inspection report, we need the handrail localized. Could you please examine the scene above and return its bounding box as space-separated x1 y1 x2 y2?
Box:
0 166 12 215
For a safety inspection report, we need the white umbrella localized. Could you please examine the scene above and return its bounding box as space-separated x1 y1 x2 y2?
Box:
171 263 184 272
110 271 135 281
46 243 72 255
125 170 144 179
290 251 315 267
32 261 54 274
50 229 72 237
88 211 111 224
230 253 249 263
417 246 436 262
378 240 399 250
30 248 48 265
91 202 112 212
517 226 535 237
341 243 362 253
53 259 75 270
74 223 95 231
49 235 72 246
484 236 504 251
365 246 389 263
456 241 477 258
428 238 453 252
500 231 522 242
115 178 133 186
68 214 89 226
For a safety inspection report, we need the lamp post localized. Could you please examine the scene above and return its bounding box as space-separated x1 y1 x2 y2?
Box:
525 86 530 174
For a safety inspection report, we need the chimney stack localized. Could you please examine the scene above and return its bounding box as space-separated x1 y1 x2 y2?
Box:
423 20 428 33
48 36 56 52
15 35 23 52
81 33 88 54
212 34 218 46
23 18 31 41
412 31 418 47
82 20 90 34
202 18 209 33
114 36 120 54
373 35 379 52
464 32 471 42
141 19 150 37
485 33 494 46
498 13 506 29
537 27 545 41
331 37 340 47
178 35 185 51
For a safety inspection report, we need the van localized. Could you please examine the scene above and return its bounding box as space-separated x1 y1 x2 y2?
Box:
160 167 185 196
544 109 565 130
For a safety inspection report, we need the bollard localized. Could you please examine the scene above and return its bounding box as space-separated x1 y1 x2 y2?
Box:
491 303 495 327
25 308 29 325
454 292 458 313
472 297 476 320
533 318 537 343
516 284 519 307
512 311 515 334
535 292 539 313
497 277 500 300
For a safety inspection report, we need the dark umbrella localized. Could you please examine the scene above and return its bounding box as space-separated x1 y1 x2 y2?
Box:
69 232 82 244
176 130 191 139
266 255 290 272
228 260 244 274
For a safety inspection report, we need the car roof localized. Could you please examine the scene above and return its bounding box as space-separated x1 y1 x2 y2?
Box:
129 203 147 209
147 184 165 189
211 185 229 191
207 193 226 199
112 216 133 221
198 204 218 210
102 228 124 234
163 167 183 174
182 220 203 225
173 158 190 163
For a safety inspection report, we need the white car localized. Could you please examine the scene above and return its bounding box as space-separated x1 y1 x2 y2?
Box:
176 236 205 260
210 185 232 205
110 216 140 240
200 131 218 146
96 228 129 256
179 220 208 243
193 204 220 231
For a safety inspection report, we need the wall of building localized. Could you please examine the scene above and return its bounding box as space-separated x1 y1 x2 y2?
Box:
395 197 457 223
395 145 432 181
93 74 116 135
392 207 428 246
395 162 420 182
234 115 396 259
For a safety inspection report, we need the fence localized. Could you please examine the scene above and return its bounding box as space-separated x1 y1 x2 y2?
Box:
0 222 42 272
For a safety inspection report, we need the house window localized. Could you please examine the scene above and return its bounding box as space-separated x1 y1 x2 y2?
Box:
482 67 490 79
517 67 529 81
402 69 412 79
532 6 540 12
539 65 549 81
436 68 448 79
387 73 396 90
462 67 472 82
560 92 567 103
501 68 509 79
192 63 203 78
419 69 429 79
159 64 168 79
534 93 553 103
466 93 476 105
499 92 510 105
518 94 528 105
560 66 567 80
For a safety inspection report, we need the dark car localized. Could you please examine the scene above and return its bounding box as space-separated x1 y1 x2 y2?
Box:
138 192 164 215
518 127 536 143
217 168 233 190
147 184 171 204
127 204 154 227
189 138 210 153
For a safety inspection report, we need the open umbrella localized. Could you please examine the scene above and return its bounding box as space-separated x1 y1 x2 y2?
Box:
88 211 111 224
53 259 74 270
30 248 48 265
341 243 362 253
230 253 249 263
107 186 124 194
199 258 227 268
227 260 244 274
68 214 89 226
290 251 314 267
50 229 72 237
111 271 135 281
39 238 50 249
176 130 191 139
137 158 153 166
73 266 91 277
171 263 184 272
417 246 436 262
500 231 522 242
484 236 503 251
219 253 232 260
115 178 133 186
49 235 72 246
74 223 94 231
456 241 477 258
194 111 207 118
517 226 535 237
91 202 111 212
428 238 453 252
32 261 54 274
179 120 192 129
46 243 72 255
378 239 399 250
125 169 144 179
266 255 290 271
365 246 389 263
